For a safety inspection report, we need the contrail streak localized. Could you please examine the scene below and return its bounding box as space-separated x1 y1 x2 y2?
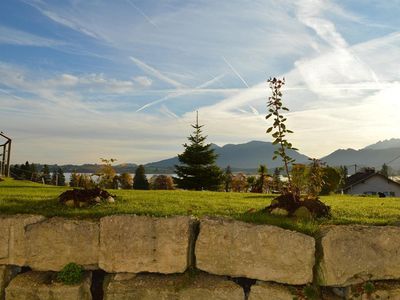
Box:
222 56 249 88
136 74 225 112
129 56 186 88
126 0 158 28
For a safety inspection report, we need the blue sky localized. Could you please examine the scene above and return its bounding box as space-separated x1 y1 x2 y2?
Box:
1 0 400 164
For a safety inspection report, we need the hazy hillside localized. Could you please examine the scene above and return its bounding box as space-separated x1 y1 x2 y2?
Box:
321 145 400 172
21 138 400 175
145 140 309 172
364 138 400 150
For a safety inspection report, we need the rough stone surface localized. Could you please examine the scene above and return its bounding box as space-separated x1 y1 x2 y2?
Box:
346 281 400 300
103 272 244 300
195 218 315 284
0 215 45 266
25 217 99 271
99 215 192 273
5 271 92 300
248 281 294 300
0 265 20 300
318 225 400 286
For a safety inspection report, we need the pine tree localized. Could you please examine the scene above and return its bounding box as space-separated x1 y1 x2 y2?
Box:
223 166 233 192
175 112 223 191
51 169 57 185
133 165 149 190
30 163 38 182
57 167 66 186
254 164 268 193
272 167 281 192
381 163 389 178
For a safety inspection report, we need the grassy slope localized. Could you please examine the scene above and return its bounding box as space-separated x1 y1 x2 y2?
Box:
1 178 400 235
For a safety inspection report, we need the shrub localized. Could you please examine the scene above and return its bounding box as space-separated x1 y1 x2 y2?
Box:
57 262 84 285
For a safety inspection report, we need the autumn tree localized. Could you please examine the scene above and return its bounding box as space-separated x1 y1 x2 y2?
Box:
291 164 308 196
320 166 341 195
150 175 174 190
97 158 117 189
69 171 79 187
307 158 325 197
231 173 248 192
119 172 133 189
175 112 223 191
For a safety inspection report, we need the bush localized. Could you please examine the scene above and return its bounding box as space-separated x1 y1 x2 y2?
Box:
57 263 84 285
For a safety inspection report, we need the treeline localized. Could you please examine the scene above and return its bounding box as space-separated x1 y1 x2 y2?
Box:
10 160 175 191
10 162 66 186
68 164 174 191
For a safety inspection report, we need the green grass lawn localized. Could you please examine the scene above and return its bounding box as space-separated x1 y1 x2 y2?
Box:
1 178 400 235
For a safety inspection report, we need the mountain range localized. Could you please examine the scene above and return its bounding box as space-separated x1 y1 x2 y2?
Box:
146 139 400 174
320 138 400 173
145 141 309 173
26 138 400 174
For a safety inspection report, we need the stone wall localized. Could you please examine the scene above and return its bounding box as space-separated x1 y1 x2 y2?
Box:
1 214 400 299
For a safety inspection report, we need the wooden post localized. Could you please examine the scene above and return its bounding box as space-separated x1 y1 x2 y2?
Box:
0 133 12 177
6 141 11 177
1 145 5 176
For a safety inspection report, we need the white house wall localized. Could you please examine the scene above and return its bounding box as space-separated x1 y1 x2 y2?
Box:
347 175 400 197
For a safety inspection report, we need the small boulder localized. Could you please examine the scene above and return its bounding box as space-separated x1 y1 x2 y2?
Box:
293 206 312 220
270 208 288 216
106 196 115 203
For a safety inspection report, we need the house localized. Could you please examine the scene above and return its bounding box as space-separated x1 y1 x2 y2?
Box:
343 169 400 197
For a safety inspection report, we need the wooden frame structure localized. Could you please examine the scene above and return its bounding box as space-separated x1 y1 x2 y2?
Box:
0 132 11 177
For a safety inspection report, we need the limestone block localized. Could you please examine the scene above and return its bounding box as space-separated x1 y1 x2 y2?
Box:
103 272 243 300
0 215 45 266
25 217 99 271
248 281 295 300
195 218 315 284
99 215 192 273
318 226 400 286
5 271 92 300
0 265 20 300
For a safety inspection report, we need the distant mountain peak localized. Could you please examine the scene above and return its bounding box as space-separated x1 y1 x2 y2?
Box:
364 138 400 150
145 140 308 171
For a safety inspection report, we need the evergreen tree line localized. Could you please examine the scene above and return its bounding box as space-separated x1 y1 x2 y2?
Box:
68 164 174 190
10 162 65 186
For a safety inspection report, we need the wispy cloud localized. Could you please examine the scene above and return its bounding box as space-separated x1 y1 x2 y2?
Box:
0 25 64 47
26 4 102 40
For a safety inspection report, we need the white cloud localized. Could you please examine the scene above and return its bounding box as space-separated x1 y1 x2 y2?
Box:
133 76 152 87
